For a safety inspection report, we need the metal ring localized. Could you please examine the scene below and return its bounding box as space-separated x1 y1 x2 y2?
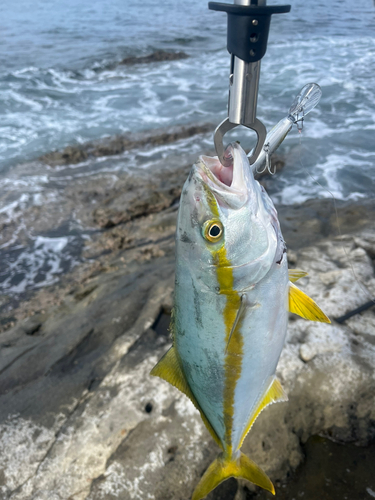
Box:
213 117 267 166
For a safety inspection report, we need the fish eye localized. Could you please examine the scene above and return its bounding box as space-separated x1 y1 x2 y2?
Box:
202 220 224 243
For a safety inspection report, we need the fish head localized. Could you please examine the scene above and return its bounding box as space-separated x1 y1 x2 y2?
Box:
176 143 283 291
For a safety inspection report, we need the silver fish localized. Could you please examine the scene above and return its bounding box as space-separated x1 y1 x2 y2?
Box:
151 143 329 499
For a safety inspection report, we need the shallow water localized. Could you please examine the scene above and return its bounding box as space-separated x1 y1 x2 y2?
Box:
0 231 83 294
246 435 375 500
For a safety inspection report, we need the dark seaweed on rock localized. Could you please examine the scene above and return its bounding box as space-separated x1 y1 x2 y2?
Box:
120 50 189 65
39 123 213 166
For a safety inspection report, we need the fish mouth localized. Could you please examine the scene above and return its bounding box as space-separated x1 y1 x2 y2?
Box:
194 143 249 199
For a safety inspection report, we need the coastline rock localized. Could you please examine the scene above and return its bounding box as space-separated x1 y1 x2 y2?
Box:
0 151 375 499
120 50 189 65
39 123 212 166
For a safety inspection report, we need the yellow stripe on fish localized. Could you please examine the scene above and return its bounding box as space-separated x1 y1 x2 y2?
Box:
213 247 243 456
205 182 244 455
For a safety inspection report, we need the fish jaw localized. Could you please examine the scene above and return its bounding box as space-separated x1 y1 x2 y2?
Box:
194 143 257 210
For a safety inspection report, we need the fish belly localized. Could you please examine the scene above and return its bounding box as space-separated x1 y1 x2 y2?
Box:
231 258 289 451
174 267 228 446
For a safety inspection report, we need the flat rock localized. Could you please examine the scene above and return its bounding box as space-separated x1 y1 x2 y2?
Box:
120 50 189 65
39 124 211 167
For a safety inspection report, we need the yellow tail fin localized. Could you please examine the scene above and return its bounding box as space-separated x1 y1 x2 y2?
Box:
192 452 274 500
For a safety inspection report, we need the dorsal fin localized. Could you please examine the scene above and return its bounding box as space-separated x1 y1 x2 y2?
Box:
289 282 331 323
288 269 308 282
236 377 288 451
150 346 222 448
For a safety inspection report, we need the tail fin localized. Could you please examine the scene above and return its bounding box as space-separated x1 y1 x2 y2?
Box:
192 451 274 500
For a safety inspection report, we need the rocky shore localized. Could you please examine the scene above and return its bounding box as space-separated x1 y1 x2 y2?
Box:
0 143 374 500
119 50 189 66
39 123 212 167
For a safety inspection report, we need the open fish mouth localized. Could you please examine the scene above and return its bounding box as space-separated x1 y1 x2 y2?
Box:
194 143 249 196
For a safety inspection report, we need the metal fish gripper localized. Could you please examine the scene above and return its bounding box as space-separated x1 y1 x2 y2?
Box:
209 0 291 166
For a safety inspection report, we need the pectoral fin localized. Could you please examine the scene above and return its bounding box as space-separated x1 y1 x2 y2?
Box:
150 346 222 448
226 294 245 354
237 377 288 451
289 282 331 323
226 294 260 354
288 269 308 282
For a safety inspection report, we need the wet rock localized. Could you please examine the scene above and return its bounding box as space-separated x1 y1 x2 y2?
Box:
120 50 189 65
93 187 181 229
39 123 212 166
277 197 375 250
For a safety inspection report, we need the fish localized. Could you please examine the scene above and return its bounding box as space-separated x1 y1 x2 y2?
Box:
151 143 330 499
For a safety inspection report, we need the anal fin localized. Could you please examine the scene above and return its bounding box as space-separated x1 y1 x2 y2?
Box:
289 282 331 323
237 378 288 451
150 346 222 448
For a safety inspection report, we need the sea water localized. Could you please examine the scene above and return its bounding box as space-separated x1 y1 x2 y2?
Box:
1 0 375 293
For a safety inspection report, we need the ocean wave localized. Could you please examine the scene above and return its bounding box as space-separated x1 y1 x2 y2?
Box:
1 33 373 174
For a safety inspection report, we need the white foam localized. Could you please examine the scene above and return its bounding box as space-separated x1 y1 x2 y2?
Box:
0 235 75 294
0 193 30 219
7 89 43 112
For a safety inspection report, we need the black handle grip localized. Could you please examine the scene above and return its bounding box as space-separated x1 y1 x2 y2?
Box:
209 2 291 63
